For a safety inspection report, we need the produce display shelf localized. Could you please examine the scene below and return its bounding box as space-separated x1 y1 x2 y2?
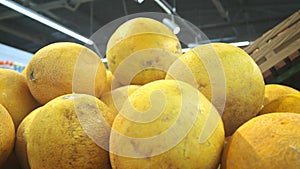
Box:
244 10 300 80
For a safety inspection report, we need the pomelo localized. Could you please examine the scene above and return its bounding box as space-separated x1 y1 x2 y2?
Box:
166 43 265 136
222 112 300 169
26 42 106 104
15 107 41 169
259 93 300 115
26 94 115 169
0 69 40 127
106 17 182 85
263 84 299 106
0 104 15 166
110 80 224 169
100 85 140 116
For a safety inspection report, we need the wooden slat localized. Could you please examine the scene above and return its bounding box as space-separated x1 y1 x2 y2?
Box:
245 10 300 54
244 10 300 73
259 37 300 72
251 20 300 61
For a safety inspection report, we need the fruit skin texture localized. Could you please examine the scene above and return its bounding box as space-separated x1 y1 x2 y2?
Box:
263 84 299 106
259 93 300 115
102 70 114 94
22 67 27 76
106 17 182 85
0 69 40 127
0 104 15 166
110 80 225 169
26 94 115 169
101 70 123 94
26 42 107 105
100 85 140 116
222 112 300 169
220 136 232 169
15 107 41 169
166 43 265 136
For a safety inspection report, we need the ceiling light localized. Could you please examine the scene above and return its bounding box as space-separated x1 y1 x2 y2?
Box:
154 0 180 34
229 41 251 47
0 0 94 45
182 48 190 53
162 18 180 34
134 0 144 4
154 0 172 14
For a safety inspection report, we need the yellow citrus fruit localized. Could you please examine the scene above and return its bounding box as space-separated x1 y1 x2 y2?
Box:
263 84 299 106
15 107 41 169
102 70 113 94
21 67 27 76
110 80 224 169
100 85 140 116
26 42 106 105
102 69 123 94
259 93 300 115
0 104 15 166
166 43 265 136
0 69 40 127
106 17 182 85
222 112 300 169
220 136 232 169
26 94 115 169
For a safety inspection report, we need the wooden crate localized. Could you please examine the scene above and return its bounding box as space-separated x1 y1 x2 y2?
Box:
261 50 300 80
244 10 300 74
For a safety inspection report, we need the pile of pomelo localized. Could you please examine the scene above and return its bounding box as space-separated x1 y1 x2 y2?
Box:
0 17 300 169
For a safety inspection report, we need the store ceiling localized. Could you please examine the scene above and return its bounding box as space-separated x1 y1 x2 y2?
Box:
0 0 299 53
0 0 299 88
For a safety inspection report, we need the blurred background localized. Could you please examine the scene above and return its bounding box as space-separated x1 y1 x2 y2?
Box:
0 0 299 88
